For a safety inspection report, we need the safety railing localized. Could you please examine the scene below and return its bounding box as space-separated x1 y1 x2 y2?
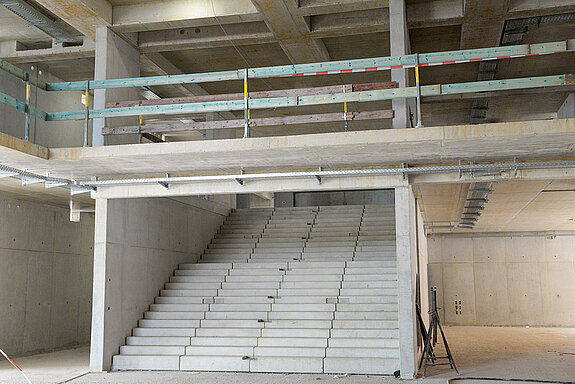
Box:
0 40 573 145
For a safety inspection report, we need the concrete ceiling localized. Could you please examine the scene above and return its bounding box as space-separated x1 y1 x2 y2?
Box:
417 179 575 233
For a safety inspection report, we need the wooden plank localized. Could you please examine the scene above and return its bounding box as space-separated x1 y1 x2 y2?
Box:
46 74 570 121
103 110 395 135
0 132 49 159
106 82 397 109
46 40 574 91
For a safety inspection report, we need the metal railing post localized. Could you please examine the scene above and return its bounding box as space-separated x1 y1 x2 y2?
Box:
243 68 250 138
24 73 30 141
415 53 423 128
83 80 89 147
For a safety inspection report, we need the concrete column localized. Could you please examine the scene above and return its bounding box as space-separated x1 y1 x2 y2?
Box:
389 0 411 129
93 27 140 146
90 198 109 371
558 94 574 119
395 186 418 378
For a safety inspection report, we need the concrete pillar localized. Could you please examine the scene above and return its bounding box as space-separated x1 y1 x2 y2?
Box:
90 198 109 371
395 186 418 378
558 94 575 119
93 27 140 146
389 0 411 129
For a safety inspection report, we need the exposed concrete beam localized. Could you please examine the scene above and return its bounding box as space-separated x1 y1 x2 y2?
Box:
250 0 330 63
407 0 464 29
112 0 263 33
33 0 112 39
92 174 407 199
141 52 236 121
0 39 95 63
508 0 575 17
138 22 274 52
460 0 510 49
298 0 388 16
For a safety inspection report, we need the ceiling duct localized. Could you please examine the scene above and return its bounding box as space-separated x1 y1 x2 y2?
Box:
457 182 493 230
0 0 81 43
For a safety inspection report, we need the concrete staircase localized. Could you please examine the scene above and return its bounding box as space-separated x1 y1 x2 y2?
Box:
113 204 399 374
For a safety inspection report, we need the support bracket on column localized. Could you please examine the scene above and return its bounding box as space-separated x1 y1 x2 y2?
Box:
315 167 323 184
236 169 245 186
158 173 169 189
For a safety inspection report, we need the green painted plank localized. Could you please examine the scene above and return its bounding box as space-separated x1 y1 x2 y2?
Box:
45 74 568 121
0 90 47 120
0 58 46 90
441 75 564 94
47 96 297 121
46 70 242 91
46 40 573 91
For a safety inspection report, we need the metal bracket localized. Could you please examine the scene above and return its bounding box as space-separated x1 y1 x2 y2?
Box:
236 170 245 186
21 175 43 186
315 167 323 184
401 163 408 181
158 173 169 189
0 171 18 179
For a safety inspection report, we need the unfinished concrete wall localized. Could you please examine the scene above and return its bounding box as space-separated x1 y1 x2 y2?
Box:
90 196 229 371
428 233 575 327
0 194 94 356
0 65 88 148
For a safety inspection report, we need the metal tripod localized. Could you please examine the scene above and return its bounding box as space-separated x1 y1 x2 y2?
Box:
418 287 459 377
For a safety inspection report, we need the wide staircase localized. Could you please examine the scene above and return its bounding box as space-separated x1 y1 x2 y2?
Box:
113 204 399 374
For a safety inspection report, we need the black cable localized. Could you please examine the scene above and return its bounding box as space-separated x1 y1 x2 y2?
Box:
448 377 575 384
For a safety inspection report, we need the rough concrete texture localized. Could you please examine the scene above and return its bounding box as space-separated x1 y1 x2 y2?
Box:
0 193 94 356
90 196 229 371
1 327 574 384
428 234 575 326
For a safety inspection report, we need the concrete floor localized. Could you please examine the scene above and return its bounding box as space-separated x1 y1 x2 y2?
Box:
1 327 574 384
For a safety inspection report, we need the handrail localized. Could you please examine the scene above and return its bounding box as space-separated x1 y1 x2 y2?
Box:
45 74 572 121
44 40 574 91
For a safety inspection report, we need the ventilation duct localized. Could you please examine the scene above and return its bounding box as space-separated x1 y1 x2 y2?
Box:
0 0 80 43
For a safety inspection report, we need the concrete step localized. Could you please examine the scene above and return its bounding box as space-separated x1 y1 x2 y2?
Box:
210 303 272 312
205 311 269 320
180 355 249 372
126 336 191 346
328 338 399 348
160 289 217 297
265 320 331 329
257 337 327 347
154 297 206 304
278 288 340 296
334 312 397 320
254 346 325 357
139 319 200 328
112 355 180 370
281 281 340 289
196 328 262 337
169 276 226 283
217 288 278 297
323 357 399 375
149 304 209 312
133 327 196 337
326 347 399 358
225 275 282 282
330 329 399 338
200 319 265 328
261 328 330 338
283 274 342 282
269 311 333 320
186 345 254 356
191 337 257 346
221 282 280 289
165 282 221 290
250 356 323 373
144 311 204 320
120 345 185 355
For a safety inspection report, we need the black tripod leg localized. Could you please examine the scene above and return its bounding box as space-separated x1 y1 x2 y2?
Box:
437 321 459 374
